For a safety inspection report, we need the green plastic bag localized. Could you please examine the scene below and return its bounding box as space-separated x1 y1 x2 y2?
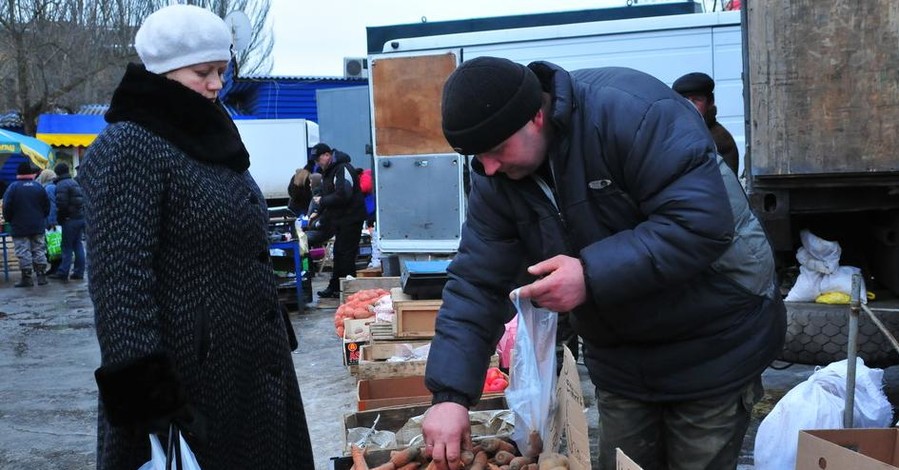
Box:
46 227 61 261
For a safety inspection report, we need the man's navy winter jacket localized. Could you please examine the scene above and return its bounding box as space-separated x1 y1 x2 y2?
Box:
2 179 50 237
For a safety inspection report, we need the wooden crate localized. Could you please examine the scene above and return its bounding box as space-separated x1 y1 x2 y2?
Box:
390 288 441 338
369 322 396 341
362 340 431 362
357 352 500 381
1 233 19 276
356 267 382 278
341 395 508 458
340 276 401 304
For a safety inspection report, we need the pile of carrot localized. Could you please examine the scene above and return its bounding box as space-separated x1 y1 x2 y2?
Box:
334 288 391 337
349 434 570 470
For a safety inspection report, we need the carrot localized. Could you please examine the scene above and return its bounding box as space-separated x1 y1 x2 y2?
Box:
370 463 396 470
509 456 534 470
493 450 515 466
480 437 516 455
351 444 369 470
469 450 489 470
396 463 419 470
388 446 421 467
461 449 476 466
523 431 543 459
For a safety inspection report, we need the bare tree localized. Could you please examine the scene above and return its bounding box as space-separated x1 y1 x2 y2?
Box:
0 0 273 135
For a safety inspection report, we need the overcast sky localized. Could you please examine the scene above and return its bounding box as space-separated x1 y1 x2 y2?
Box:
267 0 643 77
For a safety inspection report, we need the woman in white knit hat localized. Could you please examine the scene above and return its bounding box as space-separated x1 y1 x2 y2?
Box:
79 5 315 469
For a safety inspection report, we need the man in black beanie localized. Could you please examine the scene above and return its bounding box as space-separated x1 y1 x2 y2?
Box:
2 160 50 286
421 57 785 470
673 71 740 175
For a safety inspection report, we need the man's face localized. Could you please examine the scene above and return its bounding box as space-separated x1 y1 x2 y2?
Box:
316 152 332 169
475 115 547 180
684 94 711 116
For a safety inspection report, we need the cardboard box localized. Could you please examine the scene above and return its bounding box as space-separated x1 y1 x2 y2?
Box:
617 448 644 470
390 287 441 338
343 318 376 367
797 429 899 469
546 345 592 470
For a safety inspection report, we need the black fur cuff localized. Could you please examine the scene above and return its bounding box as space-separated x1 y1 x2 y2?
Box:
94 352 187 428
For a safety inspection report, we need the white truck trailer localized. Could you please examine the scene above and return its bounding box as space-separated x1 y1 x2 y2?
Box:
366 6 742 254
234 118 320 205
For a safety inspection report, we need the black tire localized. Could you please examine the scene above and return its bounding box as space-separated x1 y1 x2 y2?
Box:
779 302 899 367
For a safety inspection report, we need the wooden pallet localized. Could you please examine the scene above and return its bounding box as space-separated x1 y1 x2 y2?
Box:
1 233 19 276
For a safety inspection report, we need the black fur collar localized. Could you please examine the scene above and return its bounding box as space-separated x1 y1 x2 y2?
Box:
105 63 250 173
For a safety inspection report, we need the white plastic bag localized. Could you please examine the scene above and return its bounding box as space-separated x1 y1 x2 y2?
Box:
786 230 867 302
753 358 892 470
797 229 841 274
505 289 558 456
138 424 202 470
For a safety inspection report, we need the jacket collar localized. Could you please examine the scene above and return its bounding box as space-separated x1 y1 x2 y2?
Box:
105 63 250 173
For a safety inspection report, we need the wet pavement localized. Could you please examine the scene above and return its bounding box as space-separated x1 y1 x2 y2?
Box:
1 272 898 469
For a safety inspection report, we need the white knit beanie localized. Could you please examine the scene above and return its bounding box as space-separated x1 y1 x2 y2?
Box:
135 4 232 75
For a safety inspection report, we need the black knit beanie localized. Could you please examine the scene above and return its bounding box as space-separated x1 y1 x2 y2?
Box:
54 162 70 175
441 57 542 155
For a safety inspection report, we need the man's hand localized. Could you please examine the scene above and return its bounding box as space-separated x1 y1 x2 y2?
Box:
516 255 588 312
421 402 471 470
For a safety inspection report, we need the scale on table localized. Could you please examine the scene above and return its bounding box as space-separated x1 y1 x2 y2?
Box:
400 259 451 299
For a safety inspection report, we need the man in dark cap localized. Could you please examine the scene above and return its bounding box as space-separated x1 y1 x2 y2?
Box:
47 162 85 281
673 71 740 175
306 142 366 299
2 160 50 287
420 57 785 470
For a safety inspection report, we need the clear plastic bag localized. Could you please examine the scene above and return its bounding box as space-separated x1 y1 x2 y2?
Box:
505 289 558 456
138 424 202 470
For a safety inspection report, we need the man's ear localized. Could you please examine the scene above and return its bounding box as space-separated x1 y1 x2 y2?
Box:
532 106 546 130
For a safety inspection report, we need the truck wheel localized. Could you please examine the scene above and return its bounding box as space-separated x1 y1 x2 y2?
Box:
778 302 899 367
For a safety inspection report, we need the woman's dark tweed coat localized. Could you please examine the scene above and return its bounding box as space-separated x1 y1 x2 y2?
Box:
80 64 314 469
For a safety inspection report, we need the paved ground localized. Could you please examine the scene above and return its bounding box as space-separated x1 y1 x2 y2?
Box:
1 271 898 469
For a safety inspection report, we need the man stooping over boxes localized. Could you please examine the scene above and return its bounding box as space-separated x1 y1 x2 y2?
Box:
420 57 786 470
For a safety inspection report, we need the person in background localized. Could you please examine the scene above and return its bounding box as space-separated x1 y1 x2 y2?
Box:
287 160 315 216
672 72 740 175
358 167 376 229
307 143 366 298
420 57 785 470
77 5 314 469
47 163 85 281
36 168 61 274
2 161 50 287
